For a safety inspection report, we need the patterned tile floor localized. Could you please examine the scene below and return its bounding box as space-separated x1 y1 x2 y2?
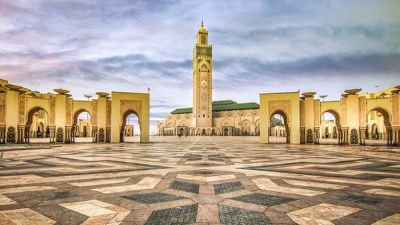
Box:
0 136 400 225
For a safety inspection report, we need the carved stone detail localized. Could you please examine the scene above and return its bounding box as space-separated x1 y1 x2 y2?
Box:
92 100 98 125
106 100 111 125
50 96 56 124
66 98 72 125
120 100 142 118
268 100 291 123
18 95 25 124
0 93 5 124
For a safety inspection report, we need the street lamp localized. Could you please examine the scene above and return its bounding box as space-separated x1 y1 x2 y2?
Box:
84 94 92 101
319 95 328 102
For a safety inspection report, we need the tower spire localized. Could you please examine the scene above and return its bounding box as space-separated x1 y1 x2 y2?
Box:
201 19 203 27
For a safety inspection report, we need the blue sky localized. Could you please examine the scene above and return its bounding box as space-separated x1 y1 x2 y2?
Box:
1 0 399 134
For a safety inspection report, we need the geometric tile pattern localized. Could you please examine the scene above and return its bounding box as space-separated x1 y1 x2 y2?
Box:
232 193 294 206
60 200 130 225
1 136 400 224
170 180 200 194
287 203 360 225
218 204 271 225
122 192 185 204
214 181 244 194
0 208 56 225
144 204 198 225
341 194 381 205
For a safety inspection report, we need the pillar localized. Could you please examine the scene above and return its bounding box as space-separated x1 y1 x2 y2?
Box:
65 126 72 143
0 125 5 144
17 125 25 143
49 125 56 143
92 126 98 143
359 127 366 145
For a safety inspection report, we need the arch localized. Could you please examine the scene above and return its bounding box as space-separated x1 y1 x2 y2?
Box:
255 119 260 136
26 106 48 126
73 109 92 126
367 107 392 145
319 109 342 145
72 109 92 142
368 107 391 127
321 109 341 129
120 109 141 142
241 119 251 136
25 106 49 143
223 128 229 136
220 118 234 127
269 110 289 143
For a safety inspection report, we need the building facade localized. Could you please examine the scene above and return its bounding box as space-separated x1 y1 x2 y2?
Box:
0 79 150 144
157 23 261 136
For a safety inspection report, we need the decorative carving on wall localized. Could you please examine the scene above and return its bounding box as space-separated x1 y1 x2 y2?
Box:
0 93 5 124
106 101 111 125
314 100 320 126
66 98 72 125
341 98 347 126
50 96 56 124
92 100 97 125
268 100 291 123
120 100 142 118
56 127 63 142
7 126 15 143
359 97 366 126
306 129 313 143
18 95 25 124
393 94 399 125
350 128 358 144
98 128 105 142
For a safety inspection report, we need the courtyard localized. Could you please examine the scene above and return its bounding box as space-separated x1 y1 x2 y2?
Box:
0 137 400 225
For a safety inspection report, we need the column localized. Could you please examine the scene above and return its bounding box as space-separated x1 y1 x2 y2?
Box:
24 125 30 143
359 127 366 145
49 126 56 143
17 125 25 143
65 126 72 143
0 125 5 144
92 126 98 143
106 126 111 143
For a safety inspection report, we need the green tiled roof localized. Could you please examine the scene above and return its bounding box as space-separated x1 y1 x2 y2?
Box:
171 100 259 114
171 107 192 114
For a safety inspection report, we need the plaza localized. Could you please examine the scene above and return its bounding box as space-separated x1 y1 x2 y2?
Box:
0 137 400 225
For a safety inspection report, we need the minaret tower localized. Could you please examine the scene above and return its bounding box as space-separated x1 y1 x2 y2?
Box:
193 21 212 128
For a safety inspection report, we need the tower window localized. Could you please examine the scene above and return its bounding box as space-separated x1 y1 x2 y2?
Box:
203 114 205 117
201 36 206 45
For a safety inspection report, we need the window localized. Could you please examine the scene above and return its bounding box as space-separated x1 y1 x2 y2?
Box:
203 114 205 117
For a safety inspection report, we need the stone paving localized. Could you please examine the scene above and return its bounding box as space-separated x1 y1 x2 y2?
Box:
0 136 400 225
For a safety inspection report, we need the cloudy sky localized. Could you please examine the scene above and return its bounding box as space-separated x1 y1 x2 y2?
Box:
1 0 399 134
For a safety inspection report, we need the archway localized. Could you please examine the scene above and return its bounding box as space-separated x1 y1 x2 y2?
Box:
201 129 206 136
269 110 289 143
255 120 260 136
223 128 229 136
72 110 92 143
241 120 251 136
120 110 141 143
366 108 391 145
319 110 340 145
25 107 50 143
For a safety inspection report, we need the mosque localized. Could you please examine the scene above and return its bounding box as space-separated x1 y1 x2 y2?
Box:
157 22 399 146
157 22 262 137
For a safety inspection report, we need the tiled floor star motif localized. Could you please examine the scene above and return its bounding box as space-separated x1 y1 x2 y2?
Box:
0 136 400 224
